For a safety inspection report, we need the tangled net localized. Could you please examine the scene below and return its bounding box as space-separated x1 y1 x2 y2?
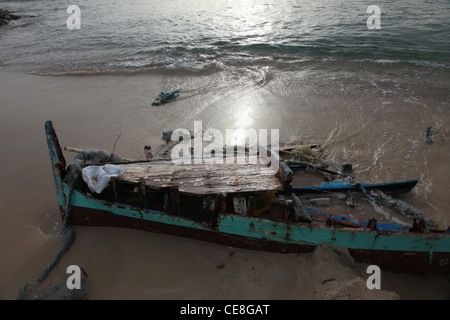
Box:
279 141 327 164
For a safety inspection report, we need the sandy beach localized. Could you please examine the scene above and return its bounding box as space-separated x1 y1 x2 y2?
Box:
0 67 449 300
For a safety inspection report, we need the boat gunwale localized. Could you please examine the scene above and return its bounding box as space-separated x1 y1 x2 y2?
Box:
65 182 450 240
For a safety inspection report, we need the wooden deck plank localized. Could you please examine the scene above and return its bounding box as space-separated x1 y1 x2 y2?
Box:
116 158 281 194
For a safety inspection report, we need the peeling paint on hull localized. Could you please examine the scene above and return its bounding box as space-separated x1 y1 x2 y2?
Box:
66 188 450 275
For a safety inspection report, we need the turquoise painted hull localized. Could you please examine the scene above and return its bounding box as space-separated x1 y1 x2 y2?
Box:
64 184 450 274
46 121 450 275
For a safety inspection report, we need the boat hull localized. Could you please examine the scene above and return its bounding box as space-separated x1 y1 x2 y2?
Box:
66 187 450 275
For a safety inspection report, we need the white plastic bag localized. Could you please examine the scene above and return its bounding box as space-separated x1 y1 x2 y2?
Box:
82 164 125 194
103 163 126 176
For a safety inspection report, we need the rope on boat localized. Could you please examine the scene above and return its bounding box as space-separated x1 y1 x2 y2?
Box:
40 182 76 283
279 141 326 164
16 149 122 299
18 148 122 299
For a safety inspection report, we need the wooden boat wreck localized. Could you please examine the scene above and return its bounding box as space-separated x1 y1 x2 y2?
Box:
45 121 450 275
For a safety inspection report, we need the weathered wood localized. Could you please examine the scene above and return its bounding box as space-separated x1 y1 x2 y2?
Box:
269 198 290 220
116 157 283 195
288 193 312 223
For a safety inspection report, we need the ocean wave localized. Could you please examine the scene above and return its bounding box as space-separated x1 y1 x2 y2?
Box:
27 46 450 77
2 0 450 77
360 58 449 69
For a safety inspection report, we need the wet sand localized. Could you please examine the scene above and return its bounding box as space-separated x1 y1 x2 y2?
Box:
0 67 449 300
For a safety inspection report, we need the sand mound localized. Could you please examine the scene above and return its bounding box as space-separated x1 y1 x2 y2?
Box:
122 236 401 300
297 243 400 300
